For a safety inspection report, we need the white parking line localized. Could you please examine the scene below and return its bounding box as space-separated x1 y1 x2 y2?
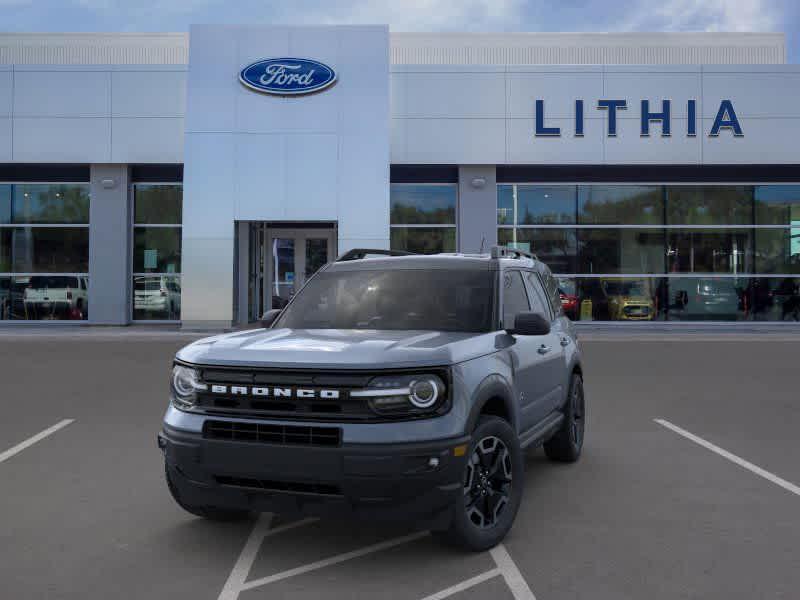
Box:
217 515 317 600
491 543 538 600
0 419 75 464
239 530 429 591
219 515 537 600
655 418 800 497
419 568 501 600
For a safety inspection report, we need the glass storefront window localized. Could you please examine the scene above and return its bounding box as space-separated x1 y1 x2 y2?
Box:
391 184 456 254
498 228 577 274
753 277 800 321
390 184 456 225
133 185 182 225
578 185 663 225
666 229 753 274
578 229 665 274
1 228 90 273
1 184 90 224
0 182 90 321
666 277 748 321
666 186 752 225
132 184 182 320
754 185 800 225
755 229 800 274
391 227 456 254
133 228 181 273
133 275 181 320
498 185 575 225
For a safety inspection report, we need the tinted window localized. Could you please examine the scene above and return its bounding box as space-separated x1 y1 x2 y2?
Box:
390 184 456 225
755 185 800 225
390 227 456 254
666 186 752 225
502 271 530 328
523 271 551 318
5 184 90 224
276 269 496 332
540 270 564 317
578 185 662 225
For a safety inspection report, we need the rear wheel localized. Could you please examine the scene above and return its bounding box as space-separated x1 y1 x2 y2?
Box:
165 463 252 521
543 373 585 462
437 415 523 551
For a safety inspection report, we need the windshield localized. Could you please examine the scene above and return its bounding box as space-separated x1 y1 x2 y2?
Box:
604 281 647 296
275 269 496 332
29 276 79 289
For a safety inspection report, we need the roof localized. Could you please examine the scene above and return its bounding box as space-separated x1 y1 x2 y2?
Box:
330 252 539 271
0 31 785 66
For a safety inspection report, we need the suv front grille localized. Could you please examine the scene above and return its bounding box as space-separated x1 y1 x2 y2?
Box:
189 365 451 422
214 475 341 496
203 420 341 447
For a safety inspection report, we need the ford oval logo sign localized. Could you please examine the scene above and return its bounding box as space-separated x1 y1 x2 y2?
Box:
239 58 337 96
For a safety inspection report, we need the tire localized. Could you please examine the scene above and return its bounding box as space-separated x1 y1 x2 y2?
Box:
437 415 524 552
165 463 252 522
543 373 585 463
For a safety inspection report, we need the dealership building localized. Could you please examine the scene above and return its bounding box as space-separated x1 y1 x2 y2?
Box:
0 27 798 327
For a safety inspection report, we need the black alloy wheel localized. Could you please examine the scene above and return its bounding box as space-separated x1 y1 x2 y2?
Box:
570 378 585 448
464 435 513 529
436 415 523 552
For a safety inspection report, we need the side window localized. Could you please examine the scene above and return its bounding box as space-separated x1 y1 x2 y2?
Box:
540 270 563 317
523 271 552 319
502 271 530 328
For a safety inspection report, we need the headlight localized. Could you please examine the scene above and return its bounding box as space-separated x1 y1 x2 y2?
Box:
352 373 447 417
170 365 206 410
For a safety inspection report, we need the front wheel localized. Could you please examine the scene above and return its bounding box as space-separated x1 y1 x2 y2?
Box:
437 416 524 552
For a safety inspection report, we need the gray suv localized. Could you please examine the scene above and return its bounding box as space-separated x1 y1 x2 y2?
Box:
159 247 585 551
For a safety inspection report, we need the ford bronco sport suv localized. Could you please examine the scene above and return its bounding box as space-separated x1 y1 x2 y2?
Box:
159 247 585 551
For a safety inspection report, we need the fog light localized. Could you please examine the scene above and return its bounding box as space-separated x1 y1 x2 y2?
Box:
428 457 440 468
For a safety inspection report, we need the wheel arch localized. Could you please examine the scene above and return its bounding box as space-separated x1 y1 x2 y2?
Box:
465 374 517 434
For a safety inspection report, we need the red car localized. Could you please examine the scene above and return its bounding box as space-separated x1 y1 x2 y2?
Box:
558 278 579 320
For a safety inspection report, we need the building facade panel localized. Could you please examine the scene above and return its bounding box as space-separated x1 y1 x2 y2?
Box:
13 117 111 162
111 70 186 117
13 69 110 117
111 117 184 163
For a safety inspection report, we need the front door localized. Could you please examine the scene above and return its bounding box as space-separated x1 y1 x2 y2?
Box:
265 228 336 313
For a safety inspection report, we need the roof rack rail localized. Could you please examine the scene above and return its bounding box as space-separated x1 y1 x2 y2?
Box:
337 248 416 262
489 245 539 261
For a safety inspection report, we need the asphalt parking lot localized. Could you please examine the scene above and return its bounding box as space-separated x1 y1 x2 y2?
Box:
1 329 799 600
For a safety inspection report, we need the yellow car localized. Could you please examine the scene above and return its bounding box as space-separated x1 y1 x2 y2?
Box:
600 279 655 321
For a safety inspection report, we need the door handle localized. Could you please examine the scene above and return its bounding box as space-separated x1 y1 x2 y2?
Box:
560 337 570 347
537 344 551 355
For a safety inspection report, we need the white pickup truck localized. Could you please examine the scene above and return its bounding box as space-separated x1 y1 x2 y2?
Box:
23 275 88 320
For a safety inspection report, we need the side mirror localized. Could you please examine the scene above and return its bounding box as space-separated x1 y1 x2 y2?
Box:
260 309 282 328
507 311 551 336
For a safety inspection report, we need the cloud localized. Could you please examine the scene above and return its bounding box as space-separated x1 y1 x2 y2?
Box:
621 0 781 32
280 0 525 31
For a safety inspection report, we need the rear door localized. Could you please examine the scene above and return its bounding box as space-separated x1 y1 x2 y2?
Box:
502 270 556 432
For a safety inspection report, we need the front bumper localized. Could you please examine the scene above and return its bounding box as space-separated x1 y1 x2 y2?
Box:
160 424 469 524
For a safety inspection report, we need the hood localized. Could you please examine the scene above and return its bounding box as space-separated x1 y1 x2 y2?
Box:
176 328 498 369
618 295 653 305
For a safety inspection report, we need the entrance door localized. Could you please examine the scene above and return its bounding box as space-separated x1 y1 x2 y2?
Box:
264 228 336 313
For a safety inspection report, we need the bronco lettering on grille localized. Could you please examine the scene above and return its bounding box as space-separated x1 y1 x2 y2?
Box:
209 385 340 399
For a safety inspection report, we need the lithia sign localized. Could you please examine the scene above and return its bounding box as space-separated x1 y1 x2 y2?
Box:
535 99 743 138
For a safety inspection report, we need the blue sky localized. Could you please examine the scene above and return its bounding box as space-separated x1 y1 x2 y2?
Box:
1 0 798 62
